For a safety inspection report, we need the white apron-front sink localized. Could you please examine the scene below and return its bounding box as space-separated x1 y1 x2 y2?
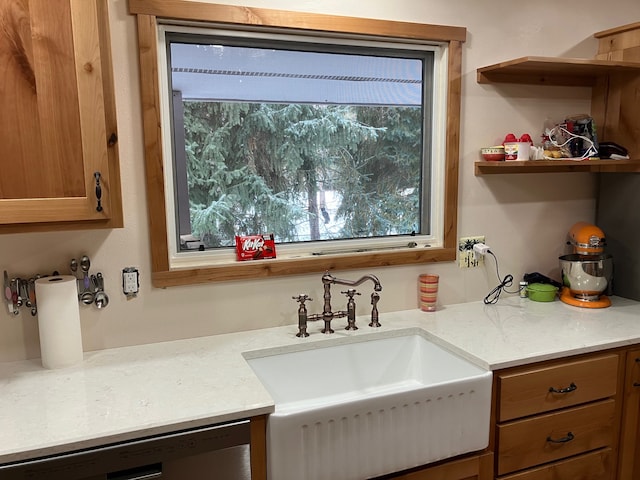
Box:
245 330 492 480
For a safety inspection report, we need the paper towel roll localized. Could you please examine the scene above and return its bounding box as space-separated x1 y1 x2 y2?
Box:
35 275 83 369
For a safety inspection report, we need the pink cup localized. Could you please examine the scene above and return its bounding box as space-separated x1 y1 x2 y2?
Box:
418 274 439 312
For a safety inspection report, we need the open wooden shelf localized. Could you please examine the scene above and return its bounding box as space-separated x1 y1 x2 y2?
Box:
475 158 640 175
477 56 640 86
476 55 640 175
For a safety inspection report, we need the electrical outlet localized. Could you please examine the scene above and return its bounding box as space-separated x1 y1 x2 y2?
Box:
458 236 485 268
122 267 139 297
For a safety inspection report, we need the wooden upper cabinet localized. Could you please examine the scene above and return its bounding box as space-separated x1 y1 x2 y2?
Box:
0 0 122 232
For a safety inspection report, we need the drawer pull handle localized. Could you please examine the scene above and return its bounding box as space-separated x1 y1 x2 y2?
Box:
634 382 640 387
546 432 575 444
94 171 103 212
548 382 577 394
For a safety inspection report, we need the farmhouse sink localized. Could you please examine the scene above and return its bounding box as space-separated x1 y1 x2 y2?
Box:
245 330 492 480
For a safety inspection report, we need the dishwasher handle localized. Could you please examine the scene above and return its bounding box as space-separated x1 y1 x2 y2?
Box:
107 463 162 480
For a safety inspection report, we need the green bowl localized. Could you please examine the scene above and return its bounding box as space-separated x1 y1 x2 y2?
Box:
526 283 558 302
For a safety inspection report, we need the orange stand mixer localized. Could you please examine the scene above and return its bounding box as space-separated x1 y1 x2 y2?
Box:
558 222 614 308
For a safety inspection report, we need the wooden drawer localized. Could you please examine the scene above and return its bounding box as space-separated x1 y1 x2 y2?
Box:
499 448 612 480
498 354 618 421
388 451 493 479
497 399 615 475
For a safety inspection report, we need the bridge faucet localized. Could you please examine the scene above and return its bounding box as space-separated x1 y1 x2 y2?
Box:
293 272 383 336
319 271 382 333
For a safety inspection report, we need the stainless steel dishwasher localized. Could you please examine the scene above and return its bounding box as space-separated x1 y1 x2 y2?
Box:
0 419 251 480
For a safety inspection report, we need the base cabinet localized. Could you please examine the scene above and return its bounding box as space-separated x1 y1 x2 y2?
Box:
494 352 621 480
250 415 267 480
499 449 613 480
617 348 640 479
385 452 493 480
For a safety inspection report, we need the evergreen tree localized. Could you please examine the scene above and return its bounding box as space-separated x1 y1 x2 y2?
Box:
336 106 422 238
182 100 422 248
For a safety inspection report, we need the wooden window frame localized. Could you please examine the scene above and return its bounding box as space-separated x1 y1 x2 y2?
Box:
129 0 465 287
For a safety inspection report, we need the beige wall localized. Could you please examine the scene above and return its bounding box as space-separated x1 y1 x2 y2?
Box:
1 0 638 362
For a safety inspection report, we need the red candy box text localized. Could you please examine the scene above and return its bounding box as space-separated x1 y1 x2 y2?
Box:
235 234 277 261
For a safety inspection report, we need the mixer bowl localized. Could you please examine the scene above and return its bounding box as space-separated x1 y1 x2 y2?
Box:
559 254 613 300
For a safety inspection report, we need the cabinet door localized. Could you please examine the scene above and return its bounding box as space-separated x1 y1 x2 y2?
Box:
618 348 640 479
386 452 493 479
499 448 612 480
0 0 120 226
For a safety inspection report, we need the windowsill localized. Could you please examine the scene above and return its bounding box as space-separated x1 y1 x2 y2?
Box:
171 237 442 268
155 245 456 287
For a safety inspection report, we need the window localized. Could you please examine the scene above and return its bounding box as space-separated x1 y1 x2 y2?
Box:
164 29 439 256
130 1 465 286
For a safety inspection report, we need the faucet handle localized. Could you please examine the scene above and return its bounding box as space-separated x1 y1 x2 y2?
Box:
293 293 312 304
293 294 311 338
342 289 360 331
341 289 361 298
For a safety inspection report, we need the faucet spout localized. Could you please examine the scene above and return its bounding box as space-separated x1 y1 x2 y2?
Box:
322 272 383 292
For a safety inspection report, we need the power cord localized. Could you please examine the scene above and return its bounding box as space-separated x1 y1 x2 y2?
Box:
547 125 598 160
473 243 521 304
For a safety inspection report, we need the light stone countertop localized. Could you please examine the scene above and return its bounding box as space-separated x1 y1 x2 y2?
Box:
2 295 640 465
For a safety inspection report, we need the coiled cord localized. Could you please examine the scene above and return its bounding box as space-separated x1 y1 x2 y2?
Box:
483 251 521 304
